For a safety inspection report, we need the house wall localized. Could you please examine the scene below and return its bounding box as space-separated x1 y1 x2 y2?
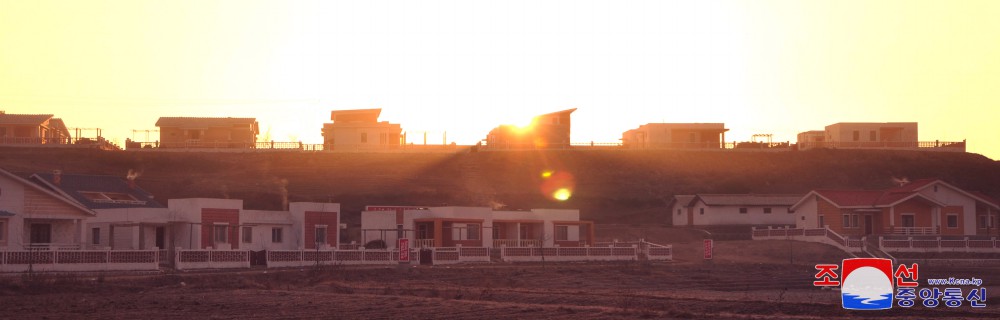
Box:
159 126 256 146
200 208 240 249
689 201 795 226
0 175 90 249
322 122 401 150
890 198 935 230
290 202 341 249
241 209 295 251
795 196 820 229
623 124 726 149
825 123 918 144
304 211 339 249
917 183 977 235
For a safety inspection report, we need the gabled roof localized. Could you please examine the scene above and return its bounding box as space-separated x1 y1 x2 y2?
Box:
970 191 1000 208
47 118 70 135
672 195 696 208
791 179 974 210
0 113 54 125
0 168 95 216
31 173 164 209
155 117 258 130
692 194 803 207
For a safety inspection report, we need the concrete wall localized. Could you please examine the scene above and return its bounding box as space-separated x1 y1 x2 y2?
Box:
825 122 918 143
690 201 795 226
322 122 401 150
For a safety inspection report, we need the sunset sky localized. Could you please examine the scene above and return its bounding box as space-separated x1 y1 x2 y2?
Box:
1 1 998 158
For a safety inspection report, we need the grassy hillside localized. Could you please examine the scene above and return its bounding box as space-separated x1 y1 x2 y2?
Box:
2 147 998 226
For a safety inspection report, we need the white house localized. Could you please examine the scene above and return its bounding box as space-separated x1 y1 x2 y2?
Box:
674 194 802 226
0 168 95 250
361 206 594 248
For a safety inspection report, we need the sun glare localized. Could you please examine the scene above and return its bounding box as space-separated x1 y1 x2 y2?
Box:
552 188 572 201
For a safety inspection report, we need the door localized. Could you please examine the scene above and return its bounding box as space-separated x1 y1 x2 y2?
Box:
155 227 165 249
864 215 874 235
30 223 52 244
419 249 433 265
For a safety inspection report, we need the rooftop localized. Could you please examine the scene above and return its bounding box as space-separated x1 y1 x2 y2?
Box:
32 172 165 209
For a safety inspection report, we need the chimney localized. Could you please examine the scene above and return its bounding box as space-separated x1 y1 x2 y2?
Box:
52 170 62 186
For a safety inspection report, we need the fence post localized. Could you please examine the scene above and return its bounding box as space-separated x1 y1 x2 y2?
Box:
878 236 883 249
937 236 941 249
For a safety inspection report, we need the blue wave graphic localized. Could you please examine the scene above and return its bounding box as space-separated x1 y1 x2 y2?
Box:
842 293 893 310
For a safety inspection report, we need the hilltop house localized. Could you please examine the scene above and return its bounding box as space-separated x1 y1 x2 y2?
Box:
0 168 95 250
796 122 940 150
155 117 259 148
361 206 594 248
671 194 801 226
486 108 576 149
0 112 71 145
791 179 1000 237
623 123 729 149
322 108 402 151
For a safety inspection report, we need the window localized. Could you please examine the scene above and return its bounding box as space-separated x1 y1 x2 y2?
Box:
843 214 851 228
360 133 367 143
380 133 387 144
315 226 328 244
417 224 429 239
946 215 958 228
92 227 100 245
677 209 682 216
763 208 772 214
869 131 877 141
213 225 228 243
819 216 825 228
699 208 704 215
0 220 6 241
465 223 481 240
852 215 859 229
852 131 860 141
189 130 201 139
555 225 569 241
242 226 252 243
272 227 283 243
739 208 748 214
30 223 51 243
901 215 915 228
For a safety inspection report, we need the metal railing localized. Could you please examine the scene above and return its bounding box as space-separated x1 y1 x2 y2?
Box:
798 140 966 152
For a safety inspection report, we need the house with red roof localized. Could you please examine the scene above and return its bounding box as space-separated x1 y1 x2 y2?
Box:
791 179 1000 237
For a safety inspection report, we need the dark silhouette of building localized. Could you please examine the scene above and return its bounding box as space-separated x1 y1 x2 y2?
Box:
485 108 576 149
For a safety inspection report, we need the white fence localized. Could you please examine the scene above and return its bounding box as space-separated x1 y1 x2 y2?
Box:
879 237 1000 253
174 250 250 270
266 249 419 268
500 246 639 262
752 227 863 253
0 250 159 273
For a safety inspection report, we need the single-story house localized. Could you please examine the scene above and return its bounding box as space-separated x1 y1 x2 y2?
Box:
672 194 802 226
792 179 1000 237
361 206 594 248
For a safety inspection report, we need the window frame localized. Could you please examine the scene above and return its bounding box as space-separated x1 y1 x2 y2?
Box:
271 227 283 243
946 214 959 229
554 225 569 241
466 223 480 240
315 225 328 245
213 225 229 244
242 226 253 243
739 207 748 214
901 214 915 228
763 208 772 214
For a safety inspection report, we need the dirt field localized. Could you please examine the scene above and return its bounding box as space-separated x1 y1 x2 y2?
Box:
1 260 997 319
2 228 997 320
